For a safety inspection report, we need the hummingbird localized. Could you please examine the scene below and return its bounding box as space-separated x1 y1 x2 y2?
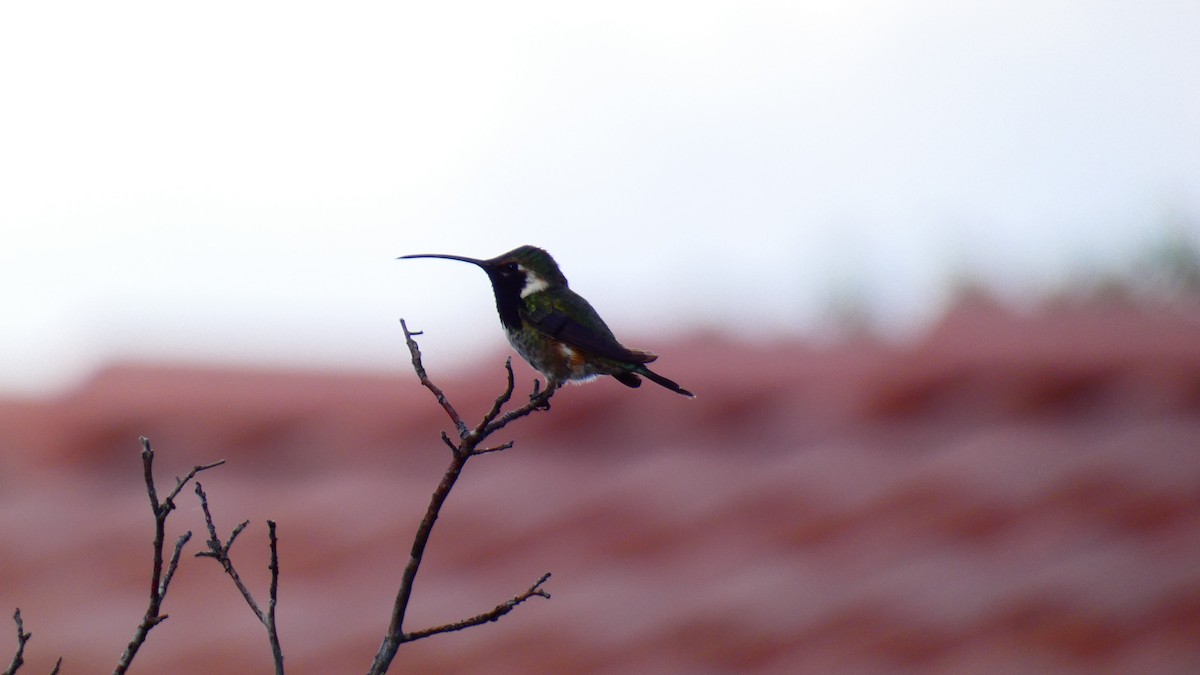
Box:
399 245 694 397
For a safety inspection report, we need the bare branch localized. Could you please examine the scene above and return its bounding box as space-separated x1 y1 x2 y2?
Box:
166 460 227 505
468 358 556 440
367 322 553 675
473 441 515 456
195 483 262 616
479 382 554 438
193 482 285 675
3 608 32 675
477 357 517 427
266 520 283 671
114 437 224 675
403 572 552 642
4 610 63 675
371 449 468 671
400 319 469 439
159 532 192 600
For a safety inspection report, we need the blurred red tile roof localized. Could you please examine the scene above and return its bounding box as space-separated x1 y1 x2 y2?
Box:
1 296 1198 673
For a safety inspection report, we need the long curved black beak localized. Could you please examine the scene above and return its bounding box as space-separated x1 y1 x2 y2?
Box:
397 253 487 267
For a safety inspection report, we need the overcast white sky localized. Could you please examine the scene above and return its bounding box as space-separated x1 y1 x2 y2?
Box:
2 1 1198 394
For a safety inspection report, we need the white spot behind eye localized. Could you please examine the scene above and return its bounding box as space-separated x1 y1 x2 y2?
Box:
520 271 550 298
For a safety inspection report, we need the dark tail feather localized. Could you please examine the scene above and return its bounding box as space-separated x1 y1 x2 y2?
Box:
638 367 695 398
613 372 642 388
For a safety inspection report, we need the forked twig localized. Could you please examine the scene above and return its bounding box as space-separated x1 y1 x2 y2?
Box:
366 321 553 675
113 437 225 675
194 483 285 675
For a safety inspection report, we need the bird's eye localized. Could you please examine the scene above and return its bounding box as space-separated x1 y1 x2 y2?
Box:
502 262 520 273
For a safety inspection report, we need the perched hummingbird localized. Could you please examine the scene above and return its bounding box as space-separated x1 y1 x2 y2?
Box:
399 245 694 397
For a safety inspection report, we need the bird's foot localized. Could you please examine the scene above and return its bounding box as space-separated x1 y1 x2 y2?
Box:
530 380 554 410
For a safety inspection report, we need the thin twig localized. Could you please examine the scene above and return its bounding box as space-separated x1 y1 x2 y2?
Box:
473 442 515 456
475 357 517 432
266 520 283 671
480 381 554 438
400 319 469 439
159 532 192 600
3 609 31 675
366 322 553 675
195 483 261 615
403 572 552 642
113 437 225 675
193 483 285 675
403 569 552 638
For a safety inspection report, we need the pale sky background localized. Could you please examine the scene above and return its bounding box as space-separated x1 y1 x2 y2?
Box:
2 1 1198 395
